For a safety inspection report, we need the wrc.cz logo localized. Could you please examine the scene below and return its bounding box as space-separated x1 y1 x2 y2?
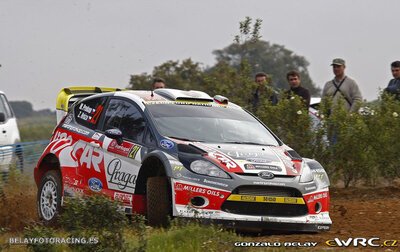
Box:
326 238 398 248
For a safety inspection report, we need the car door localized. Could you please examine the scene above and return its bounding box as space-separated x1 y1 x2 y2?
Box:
99 98 147 203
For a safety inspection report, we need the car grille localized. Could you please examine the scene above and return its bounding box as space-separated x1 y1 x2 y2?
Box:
221 186 307 217
221 201 308 217
235 186 302 197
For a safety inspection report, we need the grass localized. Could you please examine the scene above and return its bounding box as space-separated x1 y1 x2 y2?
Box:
0 168 38 232
18 115 56 142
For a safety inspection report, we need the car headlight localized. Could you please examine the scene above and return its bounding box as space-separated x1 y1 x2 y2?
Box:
299 162 314 183
190 160 231 179
314 169 330 189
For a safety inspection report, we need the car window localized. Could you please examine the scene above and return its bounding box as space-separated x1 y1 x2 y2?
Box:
102 99 145 142
147 104 280 146
0 95 13 119
74 96 107 130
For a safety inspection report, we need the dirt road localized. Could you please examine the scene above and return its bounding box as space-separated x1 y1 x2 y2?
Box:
248 186 400 250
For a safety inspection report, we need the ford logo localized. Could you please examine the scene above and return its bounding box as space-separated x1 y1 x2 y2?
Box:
88 178 103 192
160 139 174 149
258 171 275 179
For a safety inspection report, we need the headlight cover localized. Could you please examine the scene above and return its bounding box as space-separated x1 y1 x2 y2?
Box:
189 160 231 179
299 162 314 183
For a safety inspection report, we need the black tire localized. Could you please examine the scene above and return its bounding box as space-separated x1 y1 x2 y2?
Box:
146 176 171 227
37 170 62 226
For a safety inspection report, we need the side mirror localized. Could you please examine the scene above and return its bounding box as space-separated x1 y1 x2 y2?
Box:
0 113 5 123
105 128 123 145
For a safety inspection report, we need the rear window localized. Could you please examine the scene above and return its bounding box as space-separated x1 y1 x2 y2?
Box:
74 97 107 130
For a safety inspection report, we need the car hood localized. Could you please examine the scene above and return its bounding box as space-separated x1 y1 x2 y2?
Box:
190 142 302 176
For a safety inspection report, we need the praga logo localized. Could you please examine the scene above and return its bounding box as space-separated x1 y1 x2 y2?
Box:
106 159 137 192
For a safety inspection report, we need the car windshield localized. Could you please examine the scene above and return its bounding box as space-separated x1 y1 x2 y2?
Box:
146 104 280 146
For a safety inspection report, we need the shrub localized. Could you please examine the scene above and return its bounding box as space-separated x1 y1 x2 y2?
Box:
146 220 245 252
60 195 127 252
0 167 38 231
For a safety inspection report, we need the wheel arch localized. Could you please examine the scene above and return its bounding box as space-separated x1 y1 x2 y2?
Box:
34 153 61 187
135 152 174 195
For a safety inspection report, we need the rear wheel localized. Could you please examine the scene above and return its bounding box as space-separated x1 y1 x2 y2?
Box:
146 176 171 227
37 170 62 226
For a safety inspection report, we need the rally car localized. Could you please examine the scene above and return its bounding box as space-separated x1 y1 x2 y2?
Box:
34 87 331 232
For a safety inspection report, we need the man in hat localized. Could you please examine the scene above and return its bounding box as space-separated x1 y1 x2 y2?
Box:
322 58 362 112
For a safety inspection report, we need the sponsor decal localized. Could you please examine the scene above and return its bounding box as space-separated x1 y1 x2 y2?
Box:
208 152 237 169
304 185 317 191
88 177 103 192
245 164 282 171
175 174 200 182
128 145 140 159
64 114 73 124
114 192 133 204
253 181 286 186
173 165 184 171
227 194 305 204
90 105 103 124
63 185 84 196
92 132 103 140
246 158 271 163
174 183 221 197
175 101 212 107
160 139 174 149
203 178 229 187
306 192 328 203
107 158 137 191
72 142 104 172
226 151 278 160
108 141 136 157
53 131 72 141
77 103 103 124
177 209 219 215
62 124 90 136
258 171 275 179
241 195 256 201
51 132 73 153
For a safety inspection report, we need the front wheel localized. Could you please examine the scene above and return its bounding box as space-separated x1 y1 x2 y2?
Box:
37 170 62 226
146 176 171 227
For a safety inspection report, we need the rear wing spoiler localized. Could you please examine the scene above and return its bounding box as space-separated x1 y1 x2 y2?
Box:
56 86 126 123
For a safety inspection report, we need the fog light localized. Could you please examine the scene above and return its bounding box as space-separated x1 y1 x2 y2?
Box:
315 202 322 213
190 196 207 207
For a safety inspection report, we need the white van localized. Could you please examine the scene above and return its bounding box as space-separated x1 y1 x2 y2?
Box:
0 91 21 172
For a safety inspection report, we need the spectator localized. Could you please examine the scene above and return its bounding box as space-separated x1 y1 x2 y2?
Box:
384 61 400 99
152 77 166 90
251 72 279 109
285 70 311 107
322 58 362 112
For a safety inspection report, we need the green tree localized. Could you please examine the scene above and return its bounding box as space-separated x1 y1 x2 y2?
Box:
9 101 34 118
129 58 206 90
213 17 319 95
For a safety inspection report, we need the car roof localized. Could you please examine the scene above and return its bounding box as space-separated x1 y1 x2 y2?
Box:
310 97 321 106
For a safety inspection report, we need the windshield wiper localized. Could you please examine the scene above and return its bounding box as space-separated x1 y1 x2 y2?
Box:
167 136 203 142
223 141 276 146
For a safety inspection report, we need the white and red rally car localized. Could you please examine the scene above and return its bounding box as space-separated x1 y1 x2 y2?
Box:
34 87 331 231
